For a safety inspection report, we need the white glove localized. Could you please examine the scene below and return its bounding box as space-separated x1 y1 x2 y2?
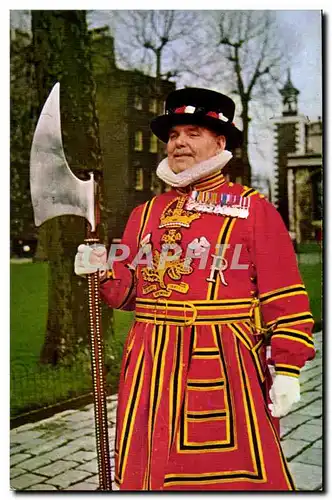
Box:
268 374 300 418
74 244 108 276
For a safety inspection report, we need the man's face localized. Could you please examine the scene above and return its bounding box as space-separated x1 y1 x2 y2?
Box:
166 124 226 173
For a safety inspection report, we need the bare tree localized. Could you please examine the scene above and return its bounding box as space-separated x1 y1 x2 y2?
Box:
10 27 36 247
185 11 290 185
112 10 202 194
113 10 200 84
251 172 272 200
31 10 112 364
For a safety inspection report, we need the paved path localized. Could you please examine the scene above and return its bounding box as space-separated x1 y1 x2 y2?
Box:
10 332 323 491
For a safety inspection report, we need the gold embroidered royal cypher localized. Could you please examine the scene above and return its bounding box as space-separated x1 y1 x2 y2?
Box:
141 230 194 298
161 229 182 245
159 196 201 229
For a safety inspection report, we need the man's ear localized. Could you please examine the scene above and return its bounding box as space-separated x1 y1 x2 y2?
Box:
216 135 226 151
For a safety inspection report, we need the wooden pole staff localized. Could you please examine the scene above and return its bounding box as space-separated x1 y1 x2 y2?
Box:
85 182 112 491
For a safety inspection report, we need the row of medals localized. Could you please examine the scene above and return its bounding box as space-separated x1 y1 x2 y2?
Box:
185 190 250 219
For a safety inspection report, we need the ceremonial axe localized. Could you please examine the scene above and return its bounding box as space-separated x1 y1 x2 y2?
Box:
30 83 112 490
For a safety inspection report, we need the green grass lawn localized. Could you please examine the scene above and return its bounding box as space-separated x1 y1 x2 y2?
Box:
10 262 49 366
10 262 133 366
297 242 322 254
10 257 322 417
298 260 322 332
10 262 133 417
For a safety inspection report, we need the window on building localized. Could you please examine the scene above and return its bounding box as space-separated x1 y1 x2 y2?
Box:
150 172 162 194
134 131 143 151
234 148 242 158
150 172 157 192
134 95 143 110
135 167 144 191
149 98 158 113
149 134 158 153
311 123 322 134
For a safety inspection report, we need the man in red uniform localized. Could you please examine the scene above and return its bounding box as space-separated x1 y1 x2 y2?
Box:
75 88 315 490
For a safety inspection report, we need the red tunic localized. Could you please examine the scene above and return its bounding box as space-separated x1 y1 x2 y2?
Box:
100 171 315 491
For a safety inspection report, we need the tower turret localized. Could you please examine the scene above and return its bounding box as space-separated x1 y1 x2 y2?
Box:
279 69 300 116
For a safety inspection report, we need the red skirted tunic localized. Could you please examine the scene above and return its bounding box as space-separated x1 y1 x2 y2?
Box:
100 171 315 491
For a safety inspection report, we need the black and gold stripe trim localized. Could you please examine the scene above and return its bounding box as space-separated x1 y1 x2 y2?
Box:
123 326 136 381
164 471 264 486
136 298 252 308
117 267 136 310
272 327 314 346
188 325 196 370
206 184 252 301
207 217 236 300
260 284 306 300
117 347 145 484
229 324 265 385
193 170 226 191
267 313 314 328
146 324 169 490
124 350 132 380
263 406 296 489
187 411 227 421
192 349 219 357
213 325 235 447
135 312 251 325
234 338 264 479
169 327 183 452
275 364 300 378
178 325 235 452
260 284 306 304
242 187 257 198
187 379 225 389
250 339 266 386
137 197 156 247
118 199 156 311
165 336 265 485
229 323 254 349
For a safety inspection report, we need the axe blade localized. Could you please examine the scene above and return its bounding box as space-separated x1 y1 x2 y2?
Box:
30 82 96 231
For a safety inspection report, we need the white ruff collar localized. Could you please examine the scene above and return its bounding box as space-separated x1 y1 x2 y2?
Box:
156 150 232 188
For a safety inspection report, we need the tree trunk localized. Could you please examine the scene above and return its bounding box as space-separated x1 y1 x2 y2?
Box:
10 29 37 245
153 47 166 195
31 10 112 364
240 99 251 186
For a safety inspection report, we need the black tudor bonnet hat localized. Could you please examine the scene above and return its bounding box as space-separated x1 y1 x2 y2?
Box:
150 87 243 150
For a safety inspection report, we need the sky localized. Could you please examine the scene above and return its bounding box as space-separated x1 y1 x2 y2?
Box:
8 8 323 181
87 9 322 180
254 10 322 179
275 10 322 119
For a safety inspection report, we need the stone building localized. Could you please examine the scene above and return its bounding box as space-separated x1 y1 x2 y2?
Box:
272 70 322 244
92 31 254 240
92 31 175 240
287 120 322 244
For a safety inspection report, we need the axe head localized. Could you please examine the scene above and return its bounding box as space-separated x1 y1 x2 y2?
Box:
30 82 96 232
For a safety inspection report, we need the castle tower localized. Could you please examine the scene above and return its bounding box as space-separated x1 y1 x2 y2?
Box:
280 68 300 116
272 70 305 229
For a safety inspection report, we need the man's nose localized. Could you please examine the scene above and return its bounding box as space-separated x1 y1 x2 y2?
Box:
174 133 187 147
